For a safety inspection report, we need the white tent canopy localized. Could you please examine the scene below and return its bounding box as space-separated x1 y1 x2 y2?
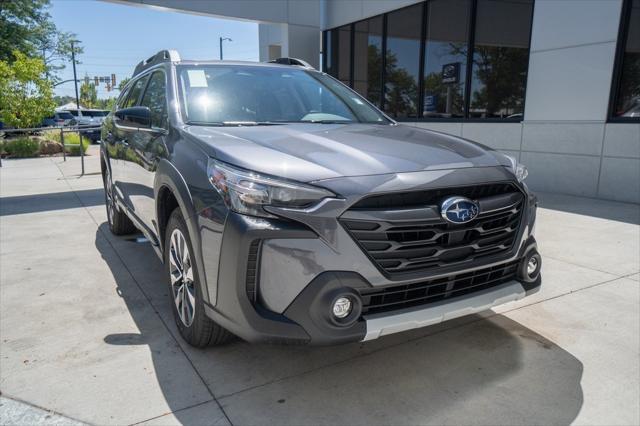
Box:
56 102 87 111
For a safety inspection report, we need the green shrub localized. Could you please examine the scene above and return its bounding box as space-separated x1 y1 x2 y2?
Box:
43 129 62 142
64 134 91 156
1 137 40 158
44 130 90 156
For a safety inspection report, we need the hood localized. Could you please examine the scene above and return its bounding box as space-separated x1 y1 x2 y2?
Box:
185 123 510 182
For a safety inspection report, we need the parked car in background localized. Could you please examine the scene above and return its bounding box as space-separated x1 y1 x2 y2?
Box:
42 111 75 127
101 50 542 347
66 109 110 142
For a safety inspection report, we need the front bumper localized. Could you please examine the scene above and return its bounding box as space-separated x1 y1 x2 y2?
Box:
202 214 540 346
200 169 541 345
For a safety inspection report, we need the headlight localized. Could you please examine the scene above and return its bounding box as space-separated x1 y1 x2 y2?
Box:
505 155 528 182
207 158 334 218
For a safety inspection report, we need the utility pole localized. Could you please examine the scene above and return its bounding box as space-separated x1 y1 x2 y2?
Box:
219 37 232 60
70 41 84 175
71 41 80 109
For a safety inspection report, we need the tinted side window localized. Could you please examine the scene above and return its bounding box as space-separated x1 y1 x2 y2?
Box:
423 0 471 118
353 16 383 106
469 0 533 119
385 3 423 119
123 76 149 108
140 71 168 129
326 25 351 85
612 0 640 118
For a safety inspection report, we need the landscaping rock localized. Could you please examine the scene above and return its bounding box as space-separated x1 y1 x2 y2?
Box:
38 139 63 155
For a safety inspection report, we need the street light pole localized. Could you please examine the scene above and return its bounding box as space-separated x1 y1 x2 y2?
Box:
219 37 232 60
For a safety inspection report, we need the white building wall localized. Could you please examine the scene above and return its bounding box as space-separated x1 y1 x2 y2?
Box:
322 0 421 29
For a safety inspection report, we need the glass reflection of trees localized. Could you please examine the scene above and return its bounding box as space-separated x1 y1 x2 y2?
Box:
384 4 422 119
324 0 534 120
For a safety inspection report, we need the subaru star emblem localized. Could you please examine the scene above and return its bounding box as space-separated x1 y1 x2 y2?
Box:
440 197 479 224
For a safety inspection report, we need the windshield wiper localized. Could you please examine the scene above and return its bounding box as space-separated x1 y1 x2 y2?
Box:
299 120 354 124
223 121 284 126
186 120 284 127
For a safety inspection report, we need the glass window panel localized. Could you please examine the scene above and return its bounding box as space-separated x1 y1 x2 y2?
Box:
176 66 389 124
337 25 352 84
123 75 149 108
324 26 352 85
469 0 533 119
613 0 640 118
353 16 383 106
423 0 471 118
385 4 423 119
140 71 168 129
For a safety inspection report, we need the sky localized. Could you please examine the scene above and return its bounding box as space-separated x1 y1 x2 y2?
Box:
49 0 259 99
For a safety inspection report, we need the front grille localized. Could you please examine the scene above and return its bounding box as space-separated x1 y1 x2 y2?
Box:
359 260 519 315
341 183 524 275
351 183 517 210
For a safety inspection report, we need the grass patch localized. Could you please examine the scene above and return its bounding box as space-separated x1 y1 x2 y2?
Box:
44 130 91 156
1 137 40 158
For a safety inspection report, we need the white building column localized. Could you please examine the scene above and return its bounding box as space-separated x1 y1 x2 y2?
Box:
258 22 321 69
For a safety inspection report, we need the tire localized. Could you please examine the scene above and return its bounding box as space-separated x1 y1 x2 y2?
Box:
103 165 137 235
164 208 233 347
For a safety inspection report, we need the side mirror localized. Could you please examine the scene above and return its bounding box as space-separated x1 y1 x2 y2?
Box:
115 106 151 129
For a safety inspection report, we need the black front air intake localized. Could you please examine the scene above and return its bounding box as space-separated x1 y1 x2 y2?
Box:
359 260 519 315
245 240 262 304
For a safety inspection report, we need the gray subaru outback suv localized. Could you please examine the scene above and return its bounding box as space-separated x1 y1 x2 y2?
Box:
101 50 541 347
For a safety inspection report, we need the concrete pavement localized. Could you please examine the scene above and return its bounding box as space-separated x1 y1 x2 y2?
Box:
0 152 638 425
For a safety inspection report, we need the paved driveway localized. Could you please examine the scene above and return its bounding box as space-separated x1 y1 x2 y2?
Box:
1 153 638 425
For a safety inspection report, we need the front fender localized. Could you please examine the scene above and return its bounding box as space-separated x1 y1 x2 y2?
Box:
154 159 217 304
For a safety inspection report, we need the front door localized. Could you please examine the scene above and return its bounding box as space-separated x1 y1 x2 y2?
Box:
112 75 149 204
120 70 169 239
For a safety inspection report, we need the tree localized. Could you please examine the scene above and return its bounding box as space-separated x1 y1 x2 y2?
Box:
35 20 82 83
383 51 419 118
80 78 98 108
54 95 76 106
118 77 131 92
0 0 82 82
469 46 528 117
0 50 55 128
94 97 117 110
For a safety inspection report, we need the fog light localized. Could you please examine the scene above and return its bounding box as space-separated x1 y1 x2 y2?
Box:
527 256 539 277
332 297 352 319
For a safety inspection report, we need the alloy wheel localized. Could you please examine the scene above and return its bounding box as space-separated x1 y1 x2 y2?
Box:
105 169 115 225
169 229 196 327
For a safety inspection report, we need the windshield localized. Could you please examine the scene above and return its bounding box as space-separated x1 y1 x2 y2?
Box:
177 65 390 125
57 112 74 119
83 110 108 117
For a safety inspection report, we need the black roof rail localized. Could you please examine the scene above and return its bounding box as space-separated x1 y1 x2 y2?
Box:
133 50 181 77
268 57 314 69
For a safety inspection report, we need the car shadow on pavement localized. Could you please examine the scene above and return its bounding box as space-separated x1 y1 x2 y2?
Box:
96 224 585 426
0 189 104 216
